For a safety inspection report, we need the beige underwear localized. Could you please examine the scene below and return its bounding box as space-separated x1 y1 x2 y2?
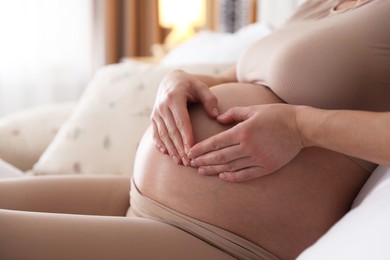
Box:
127 179 279 260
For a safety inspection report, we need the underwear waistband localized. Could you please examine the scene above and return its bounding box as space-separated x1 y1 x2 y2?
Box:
128 179 279 260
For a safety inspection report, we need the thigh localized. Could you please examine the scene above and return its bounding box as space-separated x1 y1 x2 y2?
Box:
0 209 234 260
0 175 130 216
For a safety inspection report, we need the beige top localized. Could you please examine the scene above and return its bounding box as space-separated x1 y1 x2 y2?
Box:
237 0 390 172
237 0 390 111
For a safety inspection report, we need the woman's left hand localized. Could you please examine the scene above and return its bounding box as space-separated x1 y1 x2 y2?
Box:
187 104 304 182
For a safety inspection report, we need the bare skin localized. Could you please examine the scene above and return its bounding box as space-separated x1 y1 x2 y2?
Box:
0 176 233 260
135 83 370 259
336 0 360 11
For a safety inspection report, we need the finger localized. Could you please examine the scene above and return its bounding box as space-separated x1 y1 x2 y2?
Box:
219 167 271 182
154 115 181 164
197 156 255 176
152 121 167 154
169 96 194 155
160 108 192 165
190 144 243 167
191 84 219 118
188 129 238 159
217 107 250 124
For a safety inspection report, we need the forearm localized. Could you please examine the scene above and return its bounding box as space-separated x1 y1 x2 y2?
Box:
297 106 390 166
185 65 237 87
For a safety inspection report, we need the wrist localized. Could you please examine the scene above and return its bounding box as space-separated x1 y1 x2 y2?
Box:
294 105 316 148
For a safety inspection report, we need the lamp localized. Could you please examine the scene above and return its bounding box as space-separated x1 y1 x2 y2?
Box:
158 0 206 49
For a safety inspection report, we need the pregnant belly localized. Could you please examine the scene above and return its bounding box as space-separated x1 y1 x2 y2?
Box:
133 83 370 259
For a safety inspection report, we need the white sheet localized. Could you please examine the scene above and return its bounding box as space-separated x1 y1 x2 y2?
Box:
0 159 23 178
298 165 390 260
161 22 272 66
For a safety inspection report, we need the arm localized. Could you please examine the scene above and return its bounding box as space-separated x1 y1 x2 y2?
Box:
187 65 237 87
188 104 390 182
298 106 390 167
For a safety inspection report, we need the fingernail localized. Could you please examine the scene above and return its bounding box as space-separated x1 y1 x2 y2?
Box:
212 107 219 117
219 172 227 179
182 156 189 166
190 159 197 167
198 167 206 175
184 145 190 154
158 146 166 154
172 155 180 165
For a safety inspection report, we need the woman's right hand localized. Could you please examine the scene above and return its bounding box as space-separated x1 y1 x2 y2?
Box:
151 70 220 166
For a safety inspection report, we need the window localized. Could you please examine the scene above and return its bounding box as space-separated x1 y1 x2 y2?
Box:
0 0 94 116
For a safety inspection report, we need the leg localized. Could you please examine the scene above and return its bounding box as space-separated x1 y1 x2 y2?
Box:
0 209 234 260
0 175 130 216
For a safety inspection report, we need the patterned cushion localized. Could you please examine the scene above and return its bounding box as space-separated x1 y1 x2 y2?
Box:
0 103 74 171
32 61 231 176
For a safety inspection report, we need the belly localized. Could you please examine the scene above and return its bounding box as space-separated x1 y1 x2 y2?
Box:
133 83 370 259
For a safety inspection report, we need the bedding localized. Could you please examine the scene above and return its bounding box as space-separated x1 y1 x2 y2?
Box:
298 165 390 260
161 22 271 66
32 61 231 176
0 103 75 171
0 159 23 178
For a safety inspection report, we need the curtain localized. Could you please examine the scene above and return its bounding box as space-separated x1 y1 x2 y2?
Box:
217 0 257 33
0 0 95 117
103 0 163 64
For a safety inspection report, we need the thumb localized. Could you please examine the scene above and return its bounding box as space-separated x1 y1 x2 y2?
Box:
217 107 250 124
193 84 220 118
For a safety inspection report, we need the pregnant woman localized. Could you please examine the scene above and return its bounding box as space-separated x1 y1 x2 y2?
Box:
1 1 389 259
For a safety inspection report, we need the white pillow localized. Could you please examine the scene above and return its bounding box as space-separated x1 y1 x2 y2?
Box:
0 103 75 171
32 61 232 176
298 165 390 260
161 22 272 66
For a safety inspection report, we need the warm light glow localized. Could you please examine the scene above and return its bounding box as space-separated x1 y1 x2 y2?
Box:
158 0 206 48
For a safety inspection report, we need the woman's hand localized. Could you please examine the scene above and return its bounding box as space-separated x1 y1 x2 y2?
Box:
151 70 220 166
188 104 304 182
